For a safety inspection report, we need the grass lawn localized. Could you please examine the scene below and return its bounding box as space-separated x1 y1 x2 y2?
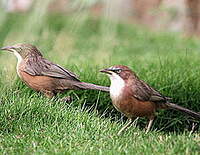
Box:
0 12 200 154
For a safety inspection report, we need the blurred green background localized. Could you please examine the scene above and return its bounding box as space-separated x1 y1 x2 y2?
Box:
0 0 200 154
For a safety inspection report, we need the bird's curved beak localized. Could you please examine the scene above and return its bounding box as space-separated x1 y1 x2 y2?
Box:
100 68 112 75
0 46 15 52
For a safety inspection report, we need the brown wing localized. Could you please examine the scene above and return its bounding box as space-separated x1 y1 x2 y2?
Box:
23 56 80 81
133 79 168 103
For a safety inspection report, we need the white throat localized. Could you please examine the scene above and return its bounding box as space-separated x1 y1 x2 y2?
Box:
108 73 125 99
13 51 23 77
13 51 23 63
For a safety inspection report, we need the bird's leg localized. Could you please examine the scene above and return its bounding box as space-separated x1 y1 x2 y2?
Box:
43 90 55 98
118 118 135 136
132 117 139 128
44 90 72 103
145 116 155 134
61 96 72 103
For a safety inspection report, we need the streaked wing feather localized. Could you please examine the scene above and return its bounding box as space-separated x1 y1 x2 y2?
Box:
24 57 80 81
133 79 167 103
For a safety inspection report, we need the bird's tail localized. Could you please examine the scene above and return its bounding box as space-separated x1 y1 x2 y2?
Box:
165 102 200 120
75 82 109 92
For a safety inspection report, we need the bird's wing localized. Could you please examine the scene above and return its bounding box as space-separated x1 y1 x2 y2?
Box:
24 57 80 81
133 79 167 103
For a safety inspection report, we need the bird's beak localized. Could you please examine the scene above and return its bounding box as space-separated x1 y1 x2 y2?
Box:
0 46 15 52
100 68 112 75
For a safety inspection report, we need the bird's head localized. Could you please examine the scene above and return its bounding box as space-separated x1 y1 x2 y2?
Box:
1 43 42 60
100 65 135 82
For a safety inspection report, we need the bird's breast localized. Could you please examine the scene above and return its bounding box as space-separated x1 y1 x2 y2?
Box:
13 51 23 78
16 60 25 78
113 94 157 118
110 85 156 118
109 78 125 101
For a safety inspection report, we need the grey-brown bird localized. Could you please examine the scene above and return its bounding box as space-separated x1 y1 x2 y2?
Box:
0 43 109 98
100 65 200 134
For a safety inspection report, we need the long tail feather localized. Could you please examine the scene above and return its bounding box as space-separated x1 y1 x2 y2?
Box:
75 82 109 92
166 102 200 120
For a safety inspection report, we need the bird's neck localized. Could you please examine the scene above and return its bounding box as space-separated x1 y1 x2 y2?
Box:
14 51 23 63
109 75 125 100
13 51 24 77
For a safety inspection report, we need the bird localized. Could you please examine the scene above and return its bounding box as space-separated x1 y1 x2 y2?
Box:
100 65 200 134
0 43 109 98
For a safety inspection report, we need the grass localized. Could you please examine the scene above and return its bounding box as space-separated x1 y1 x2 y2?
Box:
0 12 200 154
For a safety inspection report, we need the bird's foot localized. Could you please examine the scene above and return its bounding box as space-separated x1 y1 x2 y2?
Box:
60 96 72 103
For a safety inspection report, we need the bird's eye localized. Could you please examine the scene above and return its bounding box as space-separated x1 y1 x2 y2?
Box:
115 69 122 74
17 48 22 52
